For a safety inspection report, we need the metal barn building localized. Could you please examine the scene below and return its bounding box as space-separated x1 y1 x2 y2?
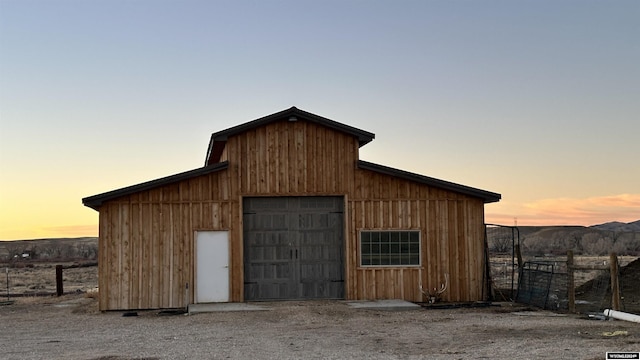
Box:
83 107 501 311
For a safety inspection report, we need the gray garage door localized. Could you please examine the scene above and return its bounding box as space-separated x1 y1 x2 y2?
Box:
243 196 344 301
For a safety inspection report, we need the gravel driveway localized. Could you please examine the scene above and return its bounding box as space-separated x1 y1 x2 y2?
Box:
1 295 638 360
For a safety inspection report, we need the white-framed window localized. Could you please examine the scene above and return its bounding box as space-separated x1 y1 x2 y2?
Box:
359 230 421 267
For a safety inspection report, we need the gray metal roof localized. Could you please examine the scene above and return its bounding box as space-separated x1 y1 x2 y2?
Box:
358 160 501 203
82 161 229 210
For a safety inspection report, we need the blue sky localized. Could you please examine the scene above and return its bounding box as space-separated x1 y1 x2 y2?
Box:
1 0 639 239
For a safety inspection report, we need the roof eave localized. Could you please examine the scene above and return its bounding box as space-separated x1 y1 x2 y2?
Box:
82 161 230 211
357 160 501 203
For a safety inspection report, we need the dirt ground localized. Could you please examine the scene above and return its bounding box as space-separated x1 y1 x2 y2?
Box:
1 295 639 360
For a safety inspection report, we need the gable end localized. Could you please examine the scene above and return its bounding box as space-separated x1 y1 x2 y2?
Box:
205 107 374 165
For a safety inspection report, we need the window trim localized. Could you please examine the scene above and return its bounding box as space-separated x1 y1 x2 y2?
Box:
358 229 422 268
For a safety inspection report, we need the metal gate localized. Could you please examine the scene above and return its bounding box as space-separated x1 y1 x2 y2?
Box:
243 197 344 300
516 262 554 309
516 261 567 310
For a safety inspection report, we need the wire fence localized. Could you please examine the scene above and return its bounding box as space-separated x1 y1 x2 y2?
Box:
486 224 519 301
1 262 98 299
485 224 627 313
515 261 568 310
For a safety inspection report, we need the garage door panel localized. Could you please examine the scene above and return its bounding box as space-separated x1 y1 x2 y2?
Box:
299 281 343 299
243 196 344 301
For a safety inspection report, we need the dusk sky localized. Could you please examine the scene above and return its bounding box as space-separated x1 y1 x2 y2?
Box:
1 0 638 240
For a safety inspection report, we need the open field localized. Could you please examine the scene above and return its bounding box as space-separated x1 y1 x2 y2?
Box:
1 294 639 360
1 261 98 297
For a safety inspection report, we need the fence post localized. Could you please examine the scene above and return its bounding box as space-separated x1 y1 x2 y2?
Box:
609 253 621 311
55 265 64 296
5 267 9 300
567 250 575 313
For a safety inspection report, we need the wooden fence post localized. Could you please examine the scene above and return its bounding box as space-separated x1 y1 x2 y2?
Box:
55 265 63 296
515 244 523 268
567 250 575 313
5 267 9 300
610 253 621 311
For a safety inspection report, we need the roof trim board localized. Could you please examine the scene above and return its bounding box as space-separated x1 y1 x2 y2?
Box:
357 160 501 203
205 107 375 165
82 161 229 210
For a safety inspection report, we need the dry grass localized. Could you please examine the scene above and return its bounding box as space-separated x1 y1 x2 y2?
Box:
14 295 49 305
13 293 81 305
490 255 637 289
1 261 97 296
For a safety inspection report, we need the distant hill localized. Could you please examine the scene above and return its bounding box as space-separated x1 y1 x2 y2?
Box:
488 221 640 256
590 220 640 232
0 237 98 262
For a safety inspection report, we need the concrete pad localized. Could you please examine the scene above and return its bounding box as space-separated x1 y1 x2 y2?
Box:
512 311 567 317
345 299 421 311
188 302 271 314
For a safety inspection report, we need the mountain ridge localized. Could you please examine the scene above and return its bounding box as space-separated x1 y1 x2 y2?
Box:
486 221 640 256
590 220 640 232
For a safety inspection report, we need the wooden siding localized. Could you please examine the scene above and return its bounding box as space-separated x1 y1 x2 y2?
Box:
348 169 486 302
226 120 358 196
98 173 234 310
97 119 488 310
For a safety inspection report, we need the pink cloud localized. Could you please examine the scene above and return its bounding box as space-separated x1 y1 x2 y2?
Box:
41 225 98 237
486 194 640 226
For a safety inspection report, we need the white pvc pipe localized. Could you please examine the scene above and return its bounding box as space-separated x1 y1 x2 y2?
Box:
603 309 640 323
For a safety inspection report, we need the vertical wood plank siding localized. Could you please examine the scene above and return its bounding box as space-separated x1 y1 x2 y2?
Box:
98 119 487 310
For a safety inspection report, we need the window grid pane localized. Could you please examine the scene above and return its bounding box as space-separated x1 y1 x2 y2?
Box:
360 230 420 266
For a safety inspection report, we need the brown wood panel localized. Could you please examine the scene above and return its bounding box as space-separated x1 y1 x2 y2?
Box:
121 203 131 309
257 126 267 193
98 210 108 310
447 200 459 300
219 146 228 162
109 205 121 309
247 129 257 194
141 201 152 309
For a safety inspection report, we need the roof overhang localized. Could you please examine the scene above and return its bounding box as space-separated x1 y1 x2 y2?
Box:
205 107 375 165
358 160 501 203
82 161 229 211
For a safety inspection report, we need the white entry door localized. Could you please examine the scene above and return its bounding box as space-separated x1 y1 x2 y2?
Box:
195 231 229 303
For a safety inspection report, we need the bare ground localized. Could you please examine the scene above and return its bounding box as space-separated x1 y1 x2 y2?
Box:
1 295 639 360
